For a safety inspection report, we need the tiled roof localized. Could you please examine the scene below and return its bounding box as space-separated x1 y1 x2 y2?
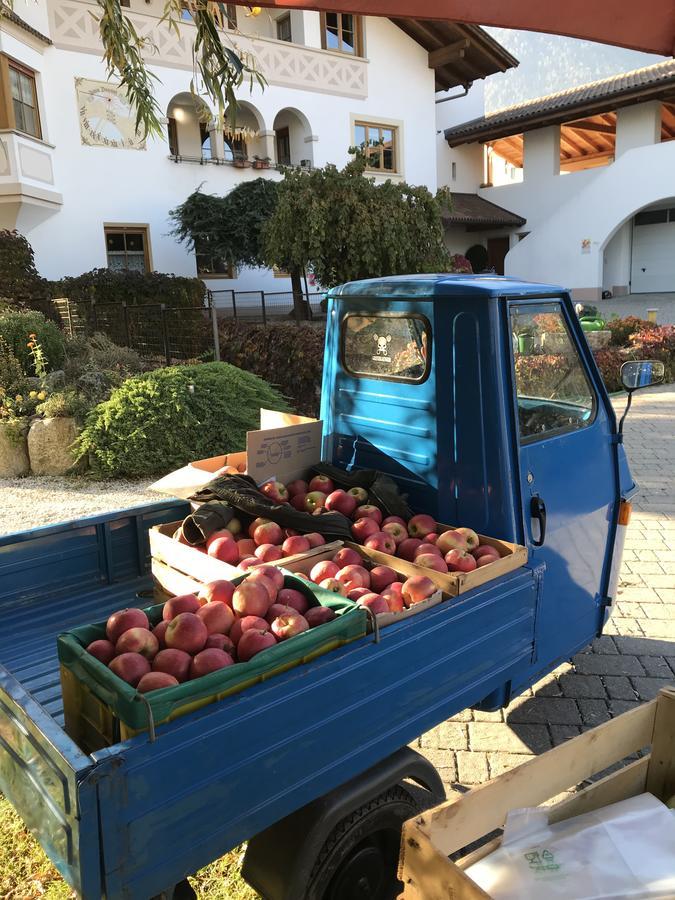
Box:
0 7 51 44
442 193 526 227
445 59 675 145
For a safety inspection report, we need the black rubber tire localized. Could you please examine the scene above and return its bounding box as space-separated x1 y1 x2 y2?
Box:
305 785 420 900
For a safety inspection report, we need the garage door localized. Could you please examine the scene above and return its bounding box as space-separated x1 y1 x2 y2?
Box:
631 208 675 293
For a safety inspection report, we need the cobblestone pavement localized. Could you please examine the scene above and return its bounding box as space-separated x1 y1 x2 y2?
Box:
416 384 675 790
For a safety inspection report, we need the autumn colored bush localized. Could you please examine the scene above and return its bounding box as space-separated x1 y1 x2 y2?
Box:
607 315 653 347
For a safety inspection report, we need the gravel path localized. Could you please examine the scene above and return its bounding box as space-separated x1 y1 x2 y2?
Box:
0 475 162 535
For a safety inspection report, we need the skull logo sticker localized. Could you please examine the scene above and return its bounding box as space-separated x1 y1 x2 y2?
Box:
372 333 392 361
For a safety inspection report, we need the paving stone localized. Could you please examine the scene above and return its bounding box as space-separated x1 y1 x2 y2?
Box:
417 748 458 784
613 637 674 657
471 708 504 722
639 656 674 678
449 709 473 723
419 730 440 750
589 635 618 655
640 619 675 639
437 722 468 751
632 677 675 701
618 586 660 603
577 698 611 726
549 724 582 746
487 752 536 778
456 751 488 785
609 699 642 718
468 722 551 755
573 653 645 676
506 697 581 725
640 604 671 619
559 673 606 699
603 675 637 700
532 674 562 697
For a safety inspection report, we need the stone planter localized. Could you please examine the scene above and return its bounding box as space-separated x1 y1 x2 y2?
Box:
0 422 30 477
27 417 83 475
541 331 568 353
585 329 612 350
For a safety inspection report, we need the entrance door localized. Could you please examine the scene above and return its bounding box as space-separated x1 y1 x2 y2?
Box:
487 236 510 274
509 300 617 672
275 127 291 166
631 208 675 292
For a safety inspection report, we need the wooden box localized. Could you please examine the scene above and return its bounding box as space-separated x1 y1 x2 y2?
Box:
399 687 675 899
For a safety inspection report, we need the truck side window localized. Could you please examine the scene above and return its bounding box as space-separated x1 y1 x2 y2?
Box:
342 314 431 382
510 303 596 441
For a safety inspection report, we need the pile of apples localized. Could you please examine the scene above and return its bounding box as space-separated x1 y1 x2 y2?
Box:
85 566 336 694
297 545 438 615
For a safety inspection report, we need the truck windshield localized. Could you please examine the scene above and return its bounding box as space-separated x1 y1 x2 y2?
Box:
342 313 430 382
510 303 595 440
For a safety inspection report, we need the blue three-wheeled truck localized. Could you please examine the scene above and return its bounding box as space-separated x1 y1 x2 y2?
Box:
0 276 662 898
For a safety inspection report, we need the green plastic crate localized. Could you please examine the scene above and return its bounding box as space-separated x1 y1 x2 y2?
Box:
58 573 367 749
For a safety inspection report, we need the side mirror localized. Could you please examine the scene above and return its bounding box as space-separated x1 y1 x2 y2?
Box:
617 360 665 435
620 360 664 391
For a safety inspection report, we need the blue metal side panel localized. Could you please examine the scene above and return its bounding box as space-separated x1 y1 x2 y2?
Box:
0 665 101 898
95 570 536 899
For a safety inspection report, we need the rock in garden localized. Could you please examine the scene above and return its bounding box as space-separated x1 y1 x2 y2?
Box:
0 423 30 477
27 417 82 475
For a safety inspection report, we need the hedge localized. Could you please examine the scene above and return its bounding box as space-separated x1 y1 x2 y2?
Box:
54 268 206 308
0 308 65 374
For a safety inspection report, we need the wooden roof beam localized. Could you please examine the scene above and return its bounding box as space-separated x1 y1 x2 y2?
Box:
429 38 470 68
566 119 616 133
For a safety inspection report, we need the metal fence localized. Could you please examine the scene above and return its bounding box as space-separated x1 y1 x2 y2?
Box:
209 289 326 324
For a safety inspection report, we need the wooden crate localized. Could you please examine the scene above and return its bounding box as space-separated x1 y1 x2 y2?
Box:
399 686 675 899
348 524 527 598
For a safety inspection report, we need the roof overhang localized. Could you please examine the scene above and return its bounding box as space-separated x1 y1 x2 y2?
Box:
442 194 526 229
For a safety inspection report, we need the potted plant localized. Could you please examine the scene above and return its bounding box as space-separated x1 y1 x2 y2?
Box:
252 156 271 170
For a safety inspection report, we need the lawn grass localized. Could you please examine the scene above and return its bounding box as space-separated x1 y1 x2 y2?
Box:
0 795 257 899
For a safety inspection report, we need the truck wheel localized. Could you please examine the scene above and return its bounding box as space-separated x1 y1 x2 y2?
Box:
306 785 420 900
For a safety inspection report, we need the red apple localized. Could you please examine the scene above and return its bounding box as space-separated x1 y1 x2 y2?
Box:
246 572 278 603
305 607 337 627
308 475 334 494
106 608 149 644
351 517 381 542
477 554 499 568
474 544 500 562
86 639 116 665
369 565 399 593
206 528 235 551
207 536 239 565
266 603 295 624
347 486 368 504
422 533 439 544
153 620 169 649
353 505 383 524
445 549 478 573
162 593 202 622
271 611 309 641
198 580 235 607
333 547 363 569
109 653 151 687
152 648 192 683
248 517 272 538
115 627 159 659
205 633 236 656
165 612 208 654
197 600 235 635
261 480 288 503
304 491 328 513
253 521 284 547
305 532 326 548
325 490 358 516
190 648 234 678
319 578 348 595
137 671 179 692
282 535 311 556
290 493 308 511
381 585 405 613
347 586 371 601
364 532 397 555
357 593 389 615
398 538 422 561
287 479 308 498
382 522 407 545
401 575 437 607
310 560 339 583
277 588 309 615
456 527 480 551
237 556 260 571
230 615 268 645
414 543 442 559
382 515 406 528
416 553 449 573
407 514 437 538
436 529 469 555
336 565 370 591
253 565 285 592
255 543 284 562
236 538 256 558
232 580 270 618
226 517 242 536
238 628 277 662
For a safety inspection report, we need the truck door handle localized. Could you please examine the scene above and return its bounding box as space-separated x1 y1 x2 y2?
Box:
530 495 547 547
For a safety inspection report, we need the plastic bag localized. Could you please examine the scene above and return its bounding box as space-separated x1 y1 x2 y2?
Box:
465 792 675 899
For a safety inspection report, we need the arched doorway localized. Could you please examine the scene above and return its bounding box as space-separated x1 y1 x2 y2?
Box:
166 92 212 160
273 108 313 167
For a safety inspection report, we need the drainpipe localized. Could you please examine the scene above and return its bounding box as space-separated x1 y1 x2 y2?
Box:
435 83 472 105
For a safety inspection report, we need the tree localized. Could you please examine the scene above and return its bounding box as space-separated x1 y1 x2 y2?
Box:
263 155 451 287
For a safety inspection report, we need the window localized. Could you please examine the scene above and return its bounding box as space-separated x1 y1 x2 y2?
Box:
8 61 40 139
342 314 431 383
105 226 150 273
224 136 247 163
354 121 397 172
275 127 291 165
321 12 362 55
195 240 234 278
225 3 237 28
451 161 457 181
167 117 178 156
511 303 595 441
634 209 669 226
200 123 212 160
276 13 292 42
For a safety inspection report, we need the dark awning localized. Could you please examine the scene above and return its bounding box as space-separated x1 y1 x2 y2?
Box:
442 194 526 228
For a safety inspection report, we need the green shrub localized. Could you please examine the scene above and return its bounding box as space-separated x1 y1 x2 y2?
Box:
0 230 52 307
219 321 324 417
607 315 652 347
78 362 290 478
54 268 206 308
36 389 91 422
0 309 65 374
0 337 25 393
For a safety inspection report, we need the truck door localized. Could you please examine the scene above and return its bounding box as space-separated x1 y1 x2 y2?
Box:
508 299 617 672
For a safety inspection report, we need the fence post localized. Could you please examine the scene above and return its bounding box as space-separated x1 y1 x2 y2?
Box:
231 290 237 321
160 304 171 366
210 297 221 361
261 291 267 326
122 302 131 346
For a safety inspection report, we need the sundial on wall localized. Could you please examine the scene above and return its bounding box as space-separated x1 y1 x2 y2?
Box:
75 78 146 150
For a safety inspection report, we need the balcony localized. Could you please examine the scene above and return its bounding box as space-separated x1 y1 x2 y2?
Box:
0 130 62 216
49 0 368 100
